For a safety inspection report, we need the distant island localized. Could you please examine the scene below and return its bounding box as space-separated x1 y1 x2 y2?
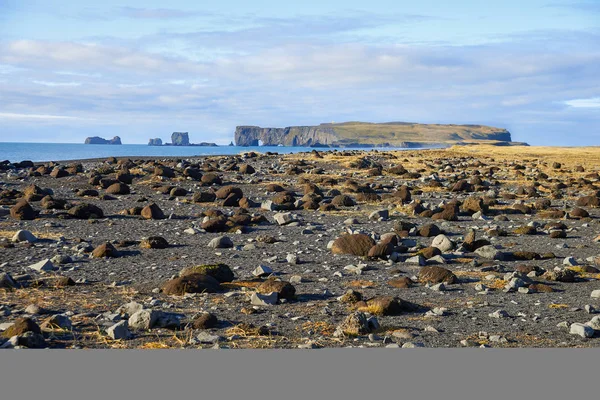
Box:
84 136 122 145
148 132 217 147
235 121 527 147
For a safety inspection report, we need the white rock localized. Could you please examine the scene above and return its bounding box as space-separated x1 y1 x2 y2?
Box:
28 259 55 272
591 290 600 299
431 234 454 252
250 292 278 306
570 323 594 338
252 265 273 277
274 212 296 226
208 236 233 249
106 321 130 340
128 309 160 330
12 230 37 243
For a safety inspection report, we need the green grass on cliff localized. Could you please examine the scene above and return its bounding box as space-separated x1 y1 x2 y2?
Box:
320 121 510 145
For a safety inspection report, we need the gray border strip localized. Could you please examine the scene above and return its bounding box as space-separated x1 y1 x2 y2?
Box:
0 349 598 399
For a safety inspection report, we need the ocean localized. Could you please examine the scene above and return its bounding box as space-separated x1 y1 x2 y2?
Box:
0 142 443 163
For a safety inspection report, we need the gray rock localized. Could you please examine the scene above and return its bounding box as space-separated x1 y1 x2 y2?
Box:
128 309 160 330
51 255 72 265
570 323 594 338
250 292 278 306
563 257 578 266
252 265 273 277
274 212 297 225
193 331 223 344
489 309 509 318
405 255 426 266
591 290 600 299
286 254 299 264
587 316 600 330
28 259 55 272
431 234 454 252
475 246 505 260
289 275 304 284
116 301 144 317
369 209 389 220
107 321 130 340
208 236 233 249
0 272 18 289
11 230 37 243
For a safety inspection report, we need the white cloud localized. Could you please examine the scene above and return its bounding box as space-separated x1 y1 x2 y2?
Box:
0 112 92 121
564 97 600 108
33 80 81 87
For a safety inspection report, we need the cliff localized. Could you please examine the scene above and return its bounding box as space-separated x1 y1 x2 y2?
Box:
235 122 516 147
148 138 163 146
171 132 190 146
84 136 122 145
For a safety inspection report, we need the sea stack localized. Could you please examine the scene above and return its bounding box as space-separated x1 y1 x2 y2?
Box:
171 132 190 146
84 136 122 145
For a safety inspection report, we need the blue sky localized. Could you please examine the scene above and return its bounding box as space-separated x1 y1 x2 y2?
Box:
0 0 599 145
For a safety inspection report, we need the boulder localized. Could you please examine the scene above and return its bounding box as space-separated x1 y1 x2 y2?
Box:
161 273 221 295
331 234 376 256
418 266 457 284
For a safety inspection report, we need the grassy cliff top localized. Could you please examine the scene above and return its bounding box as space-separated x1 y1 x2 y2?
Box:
317 121 511 144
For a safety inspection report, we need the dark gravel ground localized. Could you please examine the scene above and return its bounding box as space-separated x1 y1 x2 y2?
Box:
1 148 599 348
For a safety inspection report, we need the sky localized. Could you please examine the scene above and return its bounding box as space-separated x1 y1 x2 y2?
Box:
0 0 599 145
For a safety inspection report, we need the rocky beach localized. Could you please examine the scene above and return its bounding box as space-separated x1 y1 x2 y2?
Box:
1 145 599 349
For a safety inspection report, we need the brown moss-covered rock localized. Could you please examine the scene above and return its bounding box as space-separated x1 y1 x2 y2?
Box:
529 283 554 293
418 266 457 284
418 224 441 237
339 289 363 304
179 264 234 283
68 203 104 219
513 226 537 235
331 234 376 256
106 182 130 195
367 242 394 259
192 313 218 329
418 246 442 259
10 201 36 220
256 279 296 300
141 203 165 220
192 191 216 203
1 317 41 338
359 296 404 316
55 276 76 288
511 251 541 261
140 236 169 249
201 173 222 186
215 185 243 200
92 242 120 258
162 273 221 295
388 277 413 288
170 187 188 197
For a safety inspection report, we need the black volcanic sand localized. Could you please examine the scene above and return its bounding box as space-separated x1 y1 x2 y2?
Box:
0 148 599 349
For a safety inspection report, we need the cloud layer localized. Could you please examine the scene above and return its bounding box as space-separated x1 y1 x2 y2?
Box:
0 8 599 145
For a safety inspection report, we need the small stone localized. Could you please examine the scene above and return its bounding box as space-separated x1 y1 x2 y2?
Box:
570 323 594 338
28 259 55 272
563 257 578 266
250 292 278 306
489 309 509 318
591 290 600 299
286 254 299 264
11 230 37 243
252 265 273 277
208 236 233 249
107 321 130 340
128 309 160 330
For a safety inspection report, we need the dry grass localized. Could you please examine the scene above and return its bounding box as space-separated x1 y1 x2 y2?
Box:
0 229 65 241
345 280 378 288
